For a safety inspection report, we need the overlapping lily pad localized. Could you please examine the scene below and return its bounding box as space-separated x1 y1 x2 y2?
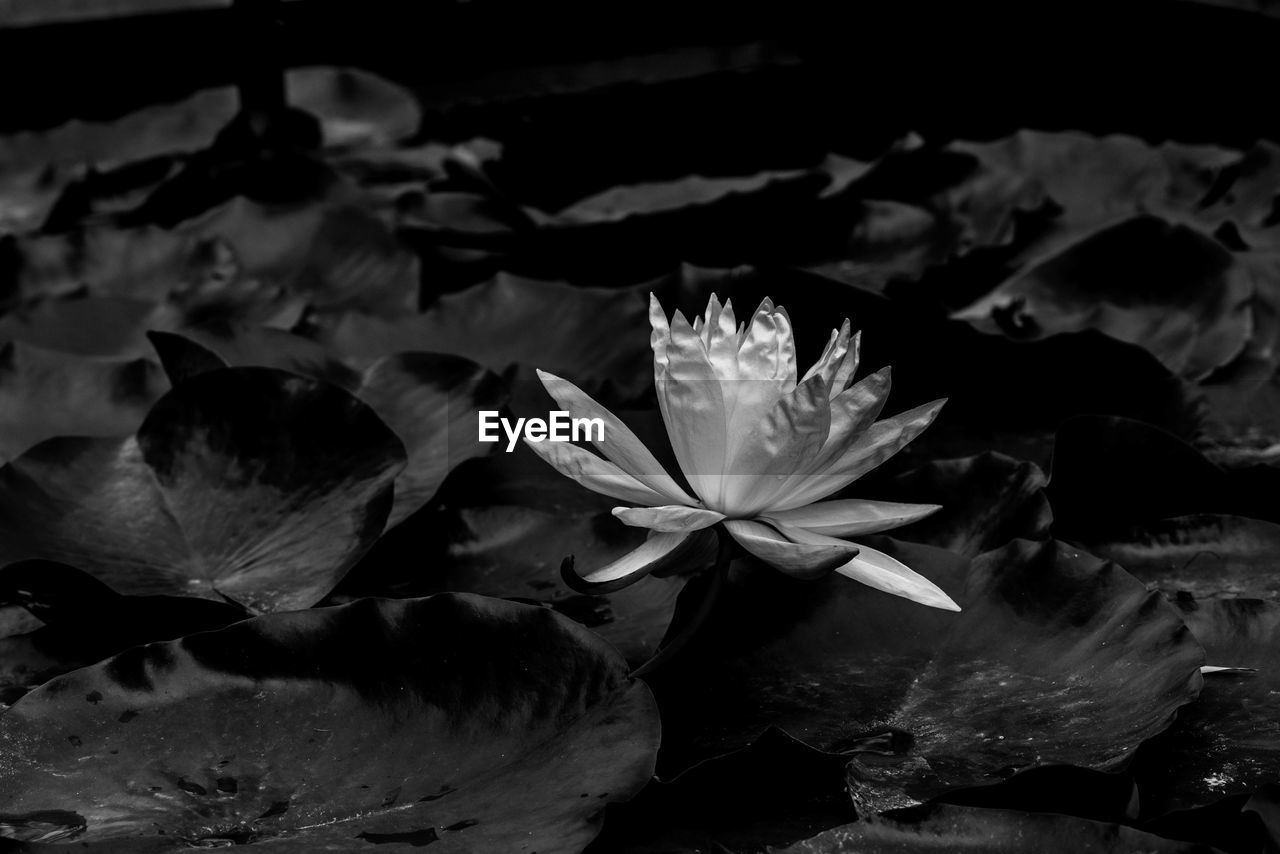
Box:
776 803 1223 853
868 452 1052 557
0 342 168 464
1136 598 1280 815
652 538 1203 807
0 366 406 612
149 328 505 526
0 594 660 851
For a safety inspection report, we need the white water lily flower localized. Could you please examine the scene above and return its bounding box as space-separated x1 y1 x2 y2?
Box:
526 293 959 611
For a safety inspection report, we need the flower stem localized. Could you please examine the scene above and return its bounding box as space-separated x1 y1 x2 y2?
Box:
630 527 734 680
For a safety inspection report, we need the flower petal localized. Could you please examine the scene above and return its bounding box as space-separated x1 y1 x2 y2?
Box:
836 542 961 612
536 369 696 505
773 399 946 511
524 438 673 506
772 523 960 611
649 292 672 372
612 505 726 533
762 499 941 537
724 519 858 580
801 322 860 398
561 528 718 593
655 310 729 501
721 374 831 516
819 366 893 464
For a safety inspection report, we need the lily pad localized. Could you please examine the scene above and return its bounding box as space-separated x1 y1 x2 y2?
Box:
0 594 660 851
149 329 506 527
285 67 421 150
321 273 653 399
775 803 1224 853
1080 515 1280 601
868 452 1052 557
342 442 698 664
1135 598 1280 815
953 215 1260 380
0 367 406 612
0 342 168 464
652 538 1203 806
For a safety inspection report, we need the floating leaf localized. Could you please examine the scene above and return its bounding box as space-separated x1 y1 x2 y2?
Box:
869 452 1052 557
953 216 1261 380
322 273 652 398
776 803 1221 853
150 329 505 526
0 367 405 612
285 67 421 150
1135 598 1280 814
1080 515 1280 601
653 538 1202 807
0 594 660 851
0 342 167 464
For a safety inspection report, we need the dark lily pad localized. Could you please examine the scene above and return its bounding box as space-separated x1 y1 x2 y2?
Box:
587 727 856 854
320 273 653 400
953 215 1258 381
341 442 698 664
1135 598 1280 815
867 452 1052 557
775 803 1224 853
0 342 168 464
1080 515 1280 601
0 594 660 851
149 329 506 527
285 67 421 149
0 560 246 707
1047 416 1280 540
652 538 1203 806
0 367 406 612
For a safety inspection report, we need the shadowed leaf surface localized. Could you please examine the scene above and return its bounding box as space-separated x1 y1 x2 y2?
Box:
322 273 653 399
150 330 506 526
776 803 1224 853
0 367 405 612
342 443 698 664
0 594 660 851
0 342 168 464
1136 598 1280 815
869 452 1052 557
1081 515 1280 601
652 539 1203 807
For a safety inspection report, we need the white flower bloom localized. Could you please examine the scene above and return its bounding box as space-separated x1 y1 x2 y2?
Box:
526 293 959 611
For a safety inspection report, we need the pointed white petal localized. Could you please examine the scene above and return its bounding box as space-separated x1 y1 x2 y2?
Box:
613 505 725 533
536 369 696 505
724 519 858 579
762 499 941 537
721 374 831 516
836 542 961 611
655 312 730 501
563 528 718 593
524 438 672 506
773 399 945 511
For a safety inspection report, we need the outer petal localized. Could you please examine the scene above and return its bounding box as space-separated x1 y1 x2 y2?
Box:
613 505 726 533
649 293 672 371
721 375 831 516
837 542 961 611
773 399 946 511
536 369 696 505
561 528 718 593
655 311 730 501
724 519 858 580
818 366 892 466
524 438 673 506
801 322 860 398
773 523 960 611
762 498 941 537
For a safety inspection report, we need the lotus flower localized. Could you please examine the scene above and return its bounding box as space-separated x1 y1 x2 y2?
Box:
526 294 959 611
